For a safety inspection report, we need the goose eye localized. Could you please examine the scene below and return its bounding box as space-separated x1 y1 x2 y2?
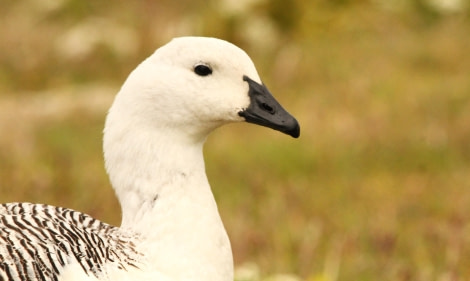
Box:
194 64 213 76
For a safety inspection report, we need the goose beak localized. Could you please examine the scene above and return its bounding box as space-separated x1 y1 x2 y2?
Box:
238 76 300 138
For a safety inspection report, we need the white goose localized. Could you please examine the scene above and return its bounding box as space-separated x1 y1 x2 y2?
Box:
0 37 300 281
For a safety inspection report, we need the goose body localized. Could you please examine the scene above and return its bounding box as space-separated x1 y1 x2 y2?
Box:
0 37 299 281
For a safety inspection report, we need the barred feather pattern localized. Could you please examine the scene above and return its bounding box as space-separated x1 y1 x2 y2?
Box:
0 203 142 281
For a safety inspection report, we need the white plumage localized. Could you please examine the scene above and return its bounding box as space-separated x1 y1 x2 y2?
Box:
0 37 299 281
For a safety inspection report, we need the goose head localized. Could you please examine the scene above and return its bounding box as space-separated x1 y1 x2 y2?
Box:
106 37 299 145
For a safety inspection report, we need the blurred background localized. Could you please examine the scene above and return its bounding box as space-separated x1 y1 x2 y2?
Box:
1 0 470 280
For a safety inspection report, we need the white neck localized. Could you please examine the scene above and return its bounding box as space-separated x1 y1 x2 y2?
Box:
103 116 233 281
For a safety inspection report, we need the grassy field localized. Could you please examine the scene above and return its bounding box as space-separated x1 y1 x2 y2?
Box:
1 1 470 280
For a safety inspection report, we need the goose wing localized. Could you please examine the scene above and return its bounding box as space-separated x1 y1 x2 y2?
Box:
0 203 141 281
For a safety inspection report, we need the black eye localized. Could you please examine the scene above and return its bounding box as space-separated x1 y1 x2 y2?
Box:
194 64 212 76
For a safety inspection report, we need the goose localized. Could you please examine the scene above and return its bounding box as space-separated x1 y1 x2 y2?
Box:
0 36 300 281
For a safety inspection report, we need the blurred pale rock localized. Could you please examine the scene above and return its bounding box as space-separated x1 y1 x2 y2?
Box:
241 16 280 52
218 0 265 16
427 0 465 13
55 18 138 60
234 262 261 281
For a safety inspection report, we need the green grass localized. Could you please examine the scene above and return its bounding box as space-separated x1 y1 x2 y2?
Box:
1 1 470 280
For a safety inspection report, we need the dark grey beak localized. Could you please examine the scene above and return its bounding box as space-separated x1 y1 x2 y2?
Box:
238 76 300 138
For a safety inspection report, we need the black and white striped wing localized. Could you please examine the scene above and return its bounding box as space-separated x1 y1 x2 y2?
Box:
0 203 141 281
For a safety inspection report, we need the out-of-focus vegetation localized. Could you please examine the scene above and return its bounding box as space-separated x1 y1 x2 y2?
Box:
1 0 470 280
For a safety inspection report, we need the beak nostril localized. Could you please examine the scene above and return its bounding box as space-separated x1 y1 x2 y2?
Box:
261 103 275 114
243 75 299 137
